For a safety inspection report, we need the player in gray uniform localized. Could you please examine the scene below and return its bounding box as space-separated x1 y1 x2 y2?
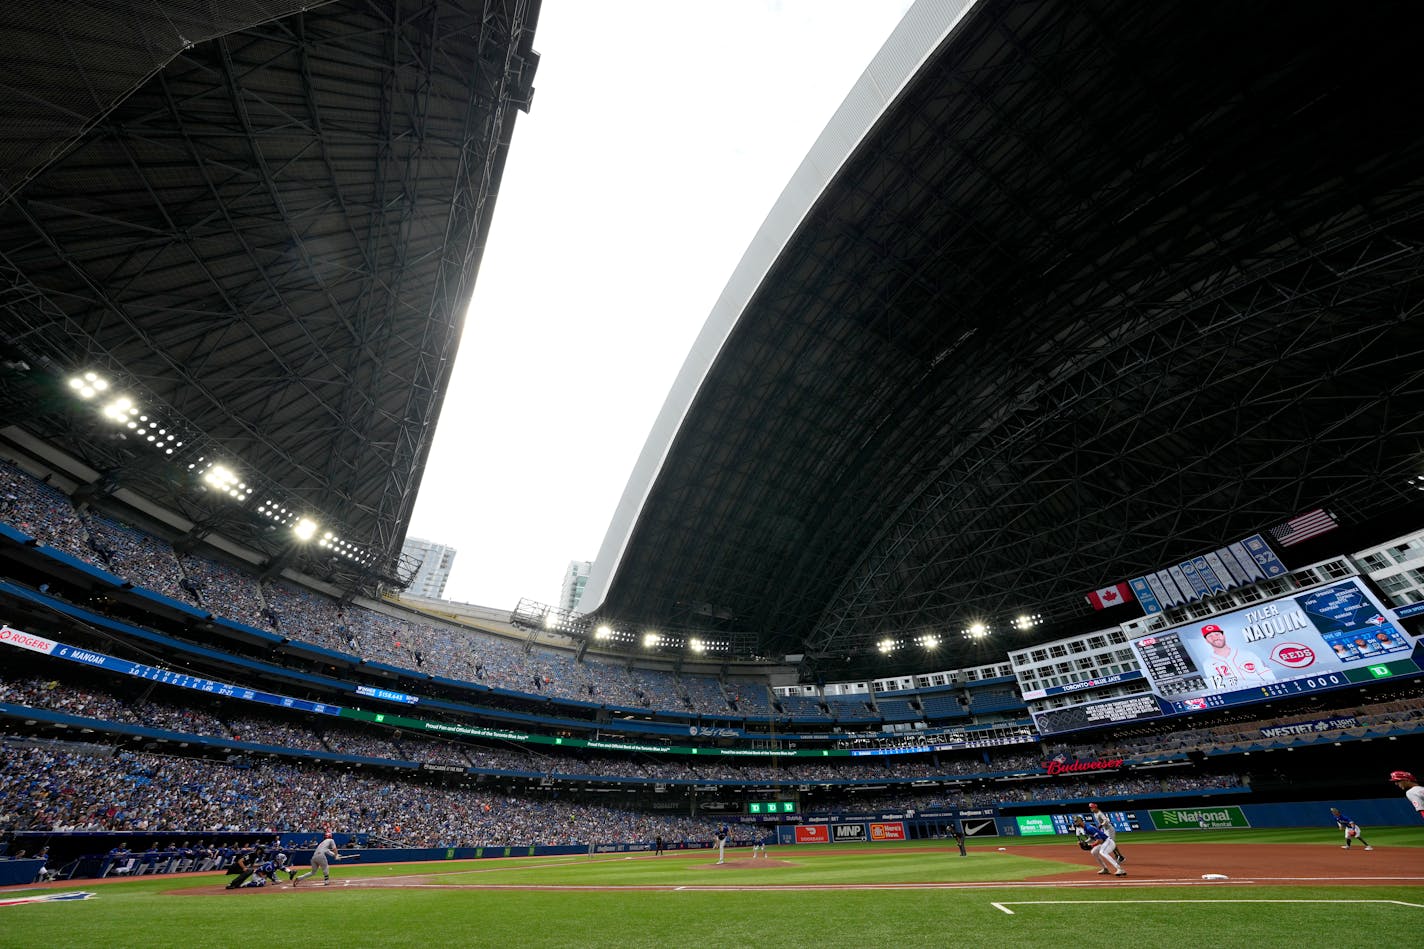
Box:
292 833 343 886
1088 804 1125 864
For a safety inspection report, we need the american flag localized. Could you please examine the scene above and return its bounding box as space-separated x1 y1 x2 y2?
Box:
1268 508 1337 547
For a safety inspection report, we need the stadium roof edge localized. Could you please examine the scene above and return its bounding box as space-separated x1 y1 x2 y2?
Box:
580 0 979 613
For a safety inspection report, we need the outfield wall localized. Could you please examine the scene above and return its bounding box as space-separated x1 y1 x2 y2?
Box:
781 796 1420 842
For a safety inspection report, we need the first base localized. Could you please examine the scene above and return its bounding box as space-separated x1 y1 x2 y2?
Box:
1201 873 1229 880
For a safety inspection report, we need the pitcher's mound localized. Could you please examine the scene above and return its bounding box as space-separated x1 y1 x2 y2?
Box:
701 858 795 869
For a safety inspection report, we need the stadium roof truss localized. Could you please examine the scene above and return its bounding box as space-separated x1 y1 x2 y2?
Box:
0 0 540 590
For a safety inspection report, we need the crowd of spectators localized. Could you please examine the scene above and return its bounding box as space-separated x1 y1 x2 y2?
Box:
0 741 721 848
0 732 1247 852
0 462 786 719
0 461 93 562
0 670 1266 800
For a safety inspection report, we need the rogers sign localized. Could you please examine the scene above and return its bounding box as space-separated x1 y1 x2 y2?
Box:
1271 643 1316 669
0 626 57 655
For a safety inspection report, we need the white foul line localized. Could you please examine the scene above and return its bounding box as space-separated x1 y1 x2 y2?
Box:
992 899 1424 916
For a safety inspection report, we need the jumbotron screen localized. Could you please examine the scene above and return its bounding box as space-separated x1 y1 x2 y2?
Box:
1129 577 1416 713
1033 577 1421 735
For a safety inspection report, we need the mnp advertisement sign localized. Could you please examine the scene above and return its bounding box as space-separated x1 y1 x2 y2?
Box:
869 822 905 841
832 824 866 842
1149 807 1250 830
794 825 829 844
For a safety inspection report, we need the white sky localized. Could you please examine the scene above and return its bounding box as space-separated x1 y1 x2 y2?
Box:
406 0 915 609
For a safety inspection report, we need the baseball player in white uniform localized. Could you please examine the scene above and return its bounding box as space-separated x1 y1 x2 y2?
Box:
715 825 729 864
1200 623 1275 689
292 833 344 886
1392 770 1424 820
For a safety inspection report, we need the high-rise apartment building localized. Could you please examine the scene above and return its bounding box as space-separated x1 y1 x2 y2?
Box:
401 536 457 599
561 560 591 612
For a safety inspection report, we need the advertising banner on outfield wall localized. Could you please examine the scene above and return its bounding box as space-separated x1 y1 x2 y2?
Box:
869 822 905 841
1148 806 1250 830
795 825 830 844
832 824 867 842
1130 577 1415 710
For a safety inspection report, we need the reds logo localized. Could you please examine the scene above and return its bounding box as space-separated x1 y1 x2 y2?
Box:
1271 643 1315 668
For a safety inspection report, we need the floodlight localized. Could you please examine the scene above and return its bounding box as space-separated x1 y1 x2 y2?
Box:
292 517 318 541
967 623 988 639
203 465 238 490
878 638 895 654
102 397 133 421
544 612 558 629
594 625 612 640
643 632 661 648
689 637 706 653
921 635 940 649
70 372 107 399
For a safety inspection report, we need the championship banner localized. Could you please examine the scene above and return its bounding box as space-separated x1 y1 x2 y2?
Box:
795 825 829 844
869 822 905 841
1131 534 1286 614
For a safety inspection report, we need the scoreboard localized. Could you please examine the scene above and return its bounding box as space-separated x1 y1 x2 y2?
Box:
1034 577 1422 735
747 801 797 815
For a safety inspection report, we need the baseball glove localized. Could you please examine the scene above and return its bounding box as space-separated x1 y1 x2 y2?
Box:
1077 838 1093 851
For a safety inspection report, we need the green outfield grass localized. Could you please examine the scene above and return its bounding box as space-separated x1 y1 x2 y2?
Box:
1 829 1419 949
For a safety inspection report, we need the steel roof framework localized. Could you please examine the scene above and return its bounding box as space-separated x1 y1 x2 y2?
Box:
590 0 1424 672
1 0 539 589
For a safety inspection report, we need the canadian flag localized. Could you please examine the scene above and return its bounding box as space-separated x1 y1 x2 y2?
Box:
1086 582 1134 610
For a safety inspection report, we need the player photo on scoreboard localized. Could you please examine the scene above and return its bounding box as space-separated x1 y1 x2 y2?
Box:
1129 577 1413 702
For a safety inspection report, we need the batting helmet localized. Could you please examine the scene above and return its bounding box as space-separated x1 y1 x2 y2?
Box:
1088 803 1099 811
1390 770 1416 782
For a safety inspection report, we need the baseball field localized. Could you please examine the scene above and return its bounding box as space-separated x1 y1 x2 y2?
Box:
2 828 1420 948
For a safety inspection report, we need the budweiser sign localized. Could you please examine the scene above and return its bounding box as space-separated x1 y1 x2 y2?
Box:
1042 756 1125 775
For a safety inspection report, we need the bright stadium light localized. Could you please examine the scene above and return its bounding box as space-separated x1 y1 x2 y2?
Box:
643 632 661 648
102 396 134 421
689 637 706 653
594 625 612 640
966 623 988 639
292 517 318 541
69 372 107 399
919 634 940 649
203 464 238 491
878 638 896 654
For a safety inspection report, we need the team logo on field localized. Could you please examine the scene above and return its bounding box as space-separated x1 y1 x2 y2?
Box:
1271 643 1315 668
0 891 96 907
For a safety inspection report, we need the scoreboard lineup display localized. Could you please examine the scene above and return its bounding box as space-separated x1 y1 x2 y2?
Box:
1033 576 1422 735
747 801 797 814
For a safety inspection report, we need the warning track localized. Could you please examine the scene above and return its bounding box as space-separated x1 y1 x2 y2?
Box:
171 843 1424 896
